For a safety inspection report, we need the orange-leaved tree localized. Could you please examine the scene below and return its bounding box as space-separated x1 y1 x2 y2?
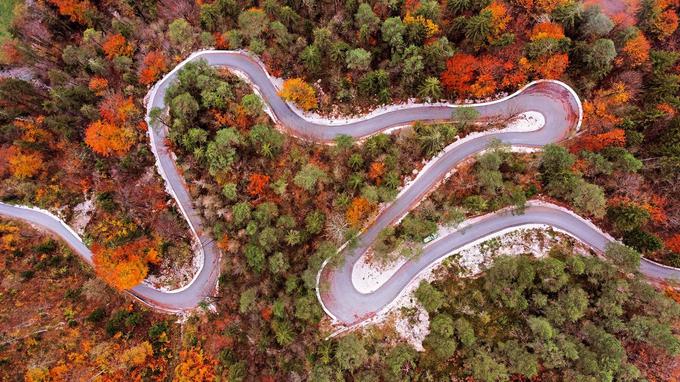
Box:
85 93 139 156
622 32 651 67
470 56 501 98
7 146 44 179
92 237 159 290
174 347 216 382
530 22 565 41
403 12 441 38
666 234 680 254
441 53 477 95
99 93 138 124
500 57 530 88
88 76 109 96
571 128 627 153
582 82 631 132
119 341 154 368
47 0 93 24
84 120 136 157
346 197 373 227
0 222 20 253
368 162 385 184
14 116 51 145
247 173 270 196
534 53 569 79
102 33 134 60
140 51 168 85
514 0 569 13
442 54 503 98
654 9 679 39
279 78 317 111
483 0 510 40
1 40 23 65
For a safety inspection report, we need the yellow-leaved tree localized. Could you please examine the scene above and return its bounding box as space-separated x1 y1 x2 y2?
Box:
278 78 318 111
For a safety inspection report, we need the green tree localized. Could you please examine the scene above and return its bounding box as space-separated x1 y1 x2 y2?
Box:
182 128 208 151
448 0 476 14
254 202 279 226
415 280 444 313
464 195 488 213
335 334 368 371
385 344 416 379
201 82 233 110
415 123 456 157
401 215 437 241
294 163 327 191
572 182 606 217
537 257 569 293
606 147 643 173
551 286 589 324
238 8 268 39
244 244 266 273
313 27 333 53
249 124 284 158
431 313 455 337
419 77 443 99
402 46 425 89
269 252 290 274
199 2 223 31
529 316 555 341
580 323 625 379
623 228 663 253
498 340 538 378
355 3 380 40
272 320 295 346
468 351 509 382
452 107 480 128
359 70 390 101
239 287 257 313
171 93 199 121
206 128 242 175
258 227 279 248
232 201 252 227
454 317 476 347
284 230 301 246
465 11 492 45
382 17 406 52
305 210 326 234
168 19 194 52
584 38 617 79
606 203 650 232
346 48 372 71
300 45 322 75
582 6 614 37
241 94 262 116
541 144 575 181
604 243 640 273
552 1 583 29
424 332 457 359
222 183 238 201
628 315 680 355
581 151 613 176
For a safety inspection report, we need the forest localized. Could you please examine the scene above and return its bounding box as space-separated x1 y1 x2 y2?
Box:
0 0 679 380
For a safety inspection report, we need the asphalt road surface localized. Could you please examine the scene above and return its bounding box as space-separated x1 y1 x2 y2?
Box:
1 50 677 320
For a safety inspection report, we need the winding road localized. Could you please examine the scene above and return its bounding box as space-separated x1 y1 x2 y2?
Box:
1 50 678 322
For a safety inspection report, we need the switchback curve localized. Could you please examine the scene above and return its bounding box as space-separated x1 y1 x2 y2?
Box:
0 50 677 319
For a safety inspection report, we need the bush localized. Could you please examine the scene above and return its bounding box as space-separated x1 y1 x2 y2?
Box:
106 309 143 336
87 307 106 323
34 239 57 254
665 253 680 268
623 228 663 253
